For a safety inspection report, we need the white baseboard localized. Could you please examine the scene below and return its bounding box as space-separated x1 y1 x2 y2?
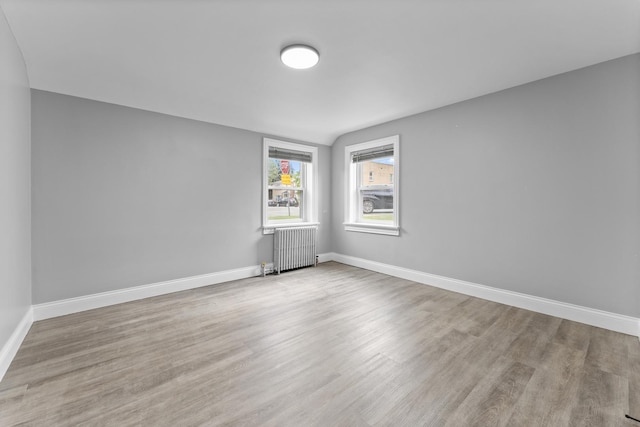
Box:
6 256 338 380
33 265 263 321
330 253 640 338
10 253 636 382
0 308 33 382
317 252 336 264
32 254 336 322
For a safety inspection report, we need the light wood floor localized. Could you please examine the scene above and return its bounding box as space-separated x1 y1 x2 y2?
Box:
1 262 639 426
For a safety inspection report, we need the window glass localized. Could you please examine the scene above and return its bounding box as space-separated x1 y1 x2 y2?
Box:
344 135 399 236
263 139 317 232
358 157 394 224
267 158 303 221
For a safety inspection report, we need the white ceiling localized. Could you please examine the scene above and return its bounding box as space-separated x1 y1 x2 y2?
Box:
2 0 639 145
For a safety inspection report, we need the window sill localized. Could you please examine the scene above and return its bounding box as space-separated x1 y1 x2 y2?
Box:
344 222 400 236
263 222 319 235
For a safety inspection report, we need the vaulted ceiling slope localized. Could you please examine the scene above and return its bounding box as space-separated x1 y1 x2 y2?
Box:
1 0 639 145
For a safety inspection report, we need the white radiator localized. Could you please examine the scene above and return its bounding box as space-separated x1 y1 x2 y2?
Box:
274 226 318 274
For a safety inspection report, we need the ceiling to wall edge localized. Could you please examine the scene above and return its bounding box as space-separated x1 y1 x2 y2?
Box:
26 52 638 148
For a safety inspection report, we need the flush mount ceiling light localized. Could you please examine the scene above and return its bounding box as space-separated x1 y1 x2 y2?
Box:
280 44 319 69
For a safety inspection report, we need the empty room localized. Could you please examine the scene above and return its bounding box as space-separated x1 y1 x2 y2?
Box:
1 1 639 425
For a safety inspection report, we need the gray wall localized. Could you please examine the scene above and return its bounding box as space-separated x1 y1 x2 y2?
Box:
27 53 640 318
0 7 31 348
32 91 331 303
331 54 640 317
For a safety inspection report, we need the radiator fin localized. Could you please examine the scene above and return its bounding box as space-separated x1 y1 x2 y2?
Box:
274 226 317 274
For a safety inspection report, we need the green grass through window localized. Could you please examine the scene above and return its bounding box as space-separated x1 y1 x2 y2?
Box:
362 213 394 221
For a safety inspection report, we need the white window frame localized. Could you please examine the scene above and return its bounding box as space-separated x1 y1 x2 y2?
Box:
344 135 400 236
263 138 318 234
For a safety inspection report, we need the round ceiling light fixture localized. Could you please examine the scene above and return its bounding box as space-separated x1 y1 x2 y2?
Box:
280 44 319 69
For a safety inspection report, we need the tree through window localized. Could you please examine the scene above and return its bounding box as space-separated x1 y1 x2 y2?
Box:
263 139 318 232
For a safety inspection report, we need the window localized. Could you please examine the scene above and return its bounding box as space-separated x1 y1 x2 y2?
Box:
263 138 318 233
344 135 399 236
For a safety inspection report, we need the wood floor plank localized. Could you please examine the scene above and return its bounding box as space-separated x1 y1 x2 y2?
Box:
356 329 472 425
506 341 587 427
443 358 535 427
553 319 592 352
0 262 636 426
502 315 561 369
568 366 628 427
585 326 630 377
373 327 509 426
626 335 640 419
